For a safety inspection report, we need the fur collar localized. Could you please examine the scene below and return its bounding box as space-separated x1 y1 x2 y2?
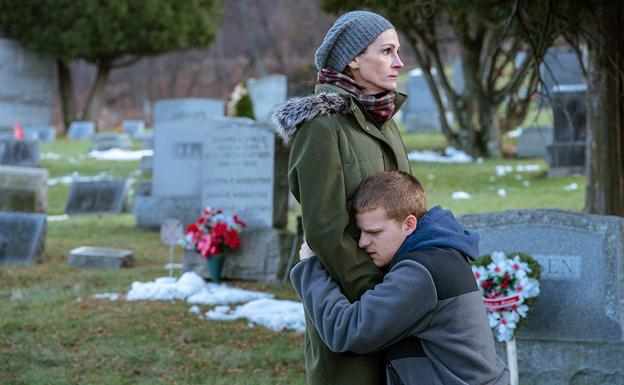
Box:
271 92 349 145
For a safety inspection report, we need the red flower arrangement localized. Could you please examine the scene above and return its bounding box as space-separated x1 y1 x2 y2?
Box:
183 207 246 258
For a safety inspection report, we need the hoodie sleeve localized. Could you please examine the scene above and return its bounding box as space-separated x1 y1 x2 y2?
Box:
290 256 438 354
289 118 383 301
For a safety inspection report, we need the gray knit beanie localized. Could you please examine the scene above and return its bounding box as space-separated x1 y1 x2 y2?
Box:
315 11 394 72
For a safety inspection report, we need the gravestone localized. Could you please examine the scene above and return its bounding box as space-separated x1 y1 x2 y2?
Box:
0 211 46 264
0 37 56 130
403 68 442 132
246 74 288 124
0 139 40 167
516 125 553 158
67 121 95 140
121 120 145 137
65 179 130 214
0 165 47 213
90 132 133 151
459 209 624 385
546 85 587 176
153 98 225 124
539 47 585 106
68 246 134 269
140 154 153 176
23 126 56 142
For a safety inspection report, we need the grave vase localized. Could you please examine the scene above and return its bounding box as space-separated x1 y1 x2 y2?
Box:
207 254 225 283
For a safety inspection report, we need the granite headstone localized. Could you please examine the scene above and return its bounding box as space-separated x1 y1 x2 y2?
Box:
0 211 46 265
90 132 133 151
403 68 442 132
516 125 553 158
0 37 56 130
459 209 624 385
121 120 145 137
539 47 585 106
153 98 225 125
0 139 40 167
23 126 56 142
0 165 48 213
67 121 95 140
65 179 130 214
68 246 134 269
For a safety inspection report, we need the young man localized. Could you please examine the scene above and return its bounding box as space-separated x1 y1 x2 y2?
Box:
290 171 509 385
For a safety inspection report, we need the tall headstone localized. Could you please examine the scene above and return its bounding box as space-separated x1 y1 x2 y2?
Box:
539 47 585 106
67 121 95 140
546 84 587 176
0 211 46 265
246 74 288 124
459 209 624 385
0 139 40 167
0 165 48 213
0 38 56 131
403 68 442 132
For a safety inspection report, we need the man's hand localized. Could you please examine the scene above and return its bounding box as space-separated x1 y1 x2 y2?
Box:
300 241 316 261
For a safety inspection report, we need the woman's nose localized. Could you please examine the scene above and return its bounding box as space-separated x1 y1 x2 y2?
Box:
393 53 403 69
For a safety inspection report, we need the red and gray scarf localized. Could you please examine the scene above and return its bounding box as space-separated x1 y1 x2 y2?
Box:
317 67 396 124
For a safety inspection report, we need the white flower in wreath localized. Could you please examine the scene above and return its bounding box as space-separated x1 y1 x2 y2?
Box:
489 311 520 342
472 265 488 287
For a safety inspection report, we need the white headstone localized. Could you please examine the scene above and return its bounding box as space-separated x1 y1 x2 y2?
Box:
67 121 95 140
246 74 288 124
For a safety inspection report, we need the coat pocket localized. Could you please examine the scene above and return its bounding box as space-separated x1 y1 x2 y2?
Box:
388 357 439 385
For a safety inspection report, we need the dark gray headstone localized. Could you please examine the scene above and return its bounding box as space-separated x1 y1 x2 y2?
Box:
403 68 442 132
539 47 585 106
0 165 47 213
64 179 130 214
135 181 152 197
0 211 46 265
90 132 133 151
121 120 145 137
0 139 40 167
459 209 624 385
133 195 200 230
23 126 56 142
67 121 95 140
140 154 153 176
546 86 587 175
68 246 133 269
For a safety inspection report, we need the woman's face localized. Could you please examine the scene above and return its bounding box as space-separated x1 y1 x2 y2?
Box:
349 28 403 95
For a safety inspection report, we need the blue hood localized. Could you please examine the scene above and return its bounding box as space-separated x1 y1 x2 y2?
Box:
394 206 480 261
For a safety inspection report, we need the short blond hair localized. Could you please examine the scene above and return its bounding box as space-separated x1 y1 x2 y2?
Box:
353 171 427 222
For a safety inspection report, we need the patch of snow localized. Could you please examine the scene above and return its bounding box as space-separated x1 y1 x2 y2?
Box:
48 171 114 186
451 191 472 200
506 127 523 138
496 164 541 177
206 298 305 333
40 152 62 160
48 214 69 222
88 148 153 161
497 188 507 197
427 174 435 180
407 147 473 164
523 180 531 187
564 182 579 191
92 293 119 301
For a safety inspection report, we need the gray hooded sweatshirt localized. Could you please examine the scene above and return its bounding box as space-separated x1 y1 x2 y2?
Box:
291 206 509 385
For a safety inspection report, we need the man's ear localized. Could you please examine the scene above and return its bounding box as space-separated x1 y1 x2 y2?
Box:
404 215 417 235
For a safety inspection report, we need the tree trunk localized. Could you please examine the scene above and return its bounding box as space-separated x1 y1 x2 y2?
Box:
81 62 111 130
584 3 624 216
57 59 76 133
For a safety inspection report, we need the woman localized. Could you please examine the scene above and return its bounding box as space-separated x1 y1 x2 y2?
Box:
272 10 411 385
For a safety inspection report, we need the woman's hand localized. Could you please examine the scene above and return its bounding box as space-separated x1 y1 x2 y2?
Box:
300 241 316 261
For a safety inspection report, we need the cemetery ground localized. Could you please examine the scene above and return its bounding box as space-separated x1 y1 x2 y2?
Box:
0 133 584 384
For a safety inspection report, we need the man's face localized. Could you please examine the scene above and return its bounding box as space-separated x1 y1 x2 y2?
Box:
356 207 413 268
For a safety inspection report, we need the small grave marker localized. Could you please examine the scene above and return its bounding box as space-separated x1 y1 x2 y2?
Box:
0 211 46 265
68 246 134 269
64 179 129 214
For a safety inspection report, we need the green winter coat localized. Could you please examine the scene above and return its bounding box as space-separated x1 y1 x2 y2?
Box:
272 83 411 385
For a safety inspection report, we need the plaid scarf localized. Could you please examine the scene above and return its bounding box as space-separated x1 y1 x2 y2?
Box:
317 68 396 124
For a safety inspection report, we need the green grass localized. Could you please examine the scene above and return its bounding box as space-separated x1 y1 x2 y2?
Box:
1 134 584 384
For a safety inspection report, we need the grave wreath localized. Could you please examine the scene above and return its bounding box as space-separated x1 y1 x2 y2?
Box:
472 251 541 385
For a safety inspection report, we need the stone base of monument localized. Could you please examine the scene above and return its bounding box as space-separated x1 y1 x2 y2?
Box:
133 195 200 230
494 340 624 385
546 141 585 176
183 228 294 282
68 246 134 269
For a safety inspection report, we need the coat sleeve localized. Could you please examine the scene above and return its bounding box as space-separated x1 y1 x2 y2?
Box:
291 257 437 354
289 119 382 301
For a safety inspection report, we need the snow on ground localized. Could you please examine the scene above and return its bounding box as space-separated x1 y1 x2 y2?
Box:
40 152 63 160
48 171 114 186
451 191 472 200
496 164 541 177
497 188 507 197
564 182 579 191
207 299 306 333
407 147 473 163
88 148 153 161
48 214 69 222
96 272 304 333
